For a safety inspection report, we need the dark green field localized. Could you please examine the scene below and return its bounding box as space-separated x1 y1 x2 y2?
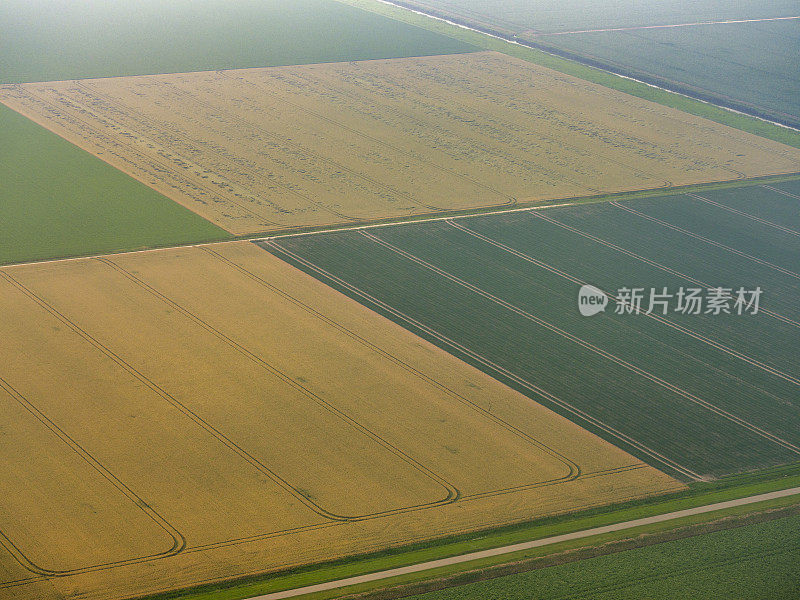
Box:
535 20 800 127
263 181 800 480
403 512 800 600
0 103 230 265
0 0 475 83
393 0 800 127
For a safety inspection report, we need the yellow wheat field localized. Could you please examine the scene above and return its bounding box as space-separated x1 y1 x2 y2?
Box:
1 51 798 235
0 241 683 600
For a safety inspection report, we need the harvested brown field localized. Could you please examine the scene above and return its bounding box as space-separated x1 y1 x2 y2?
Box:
1 51 798 235
0 241 683 600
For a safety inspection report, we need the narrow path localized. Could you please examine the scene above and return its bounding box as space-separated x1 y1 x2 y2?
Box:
249 486 800 599
536 16 800 36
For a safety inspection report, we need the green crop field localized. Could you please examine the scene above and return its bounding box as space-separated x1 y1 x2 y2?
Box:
403 512 800 600
0 103 230 265
0 0 475 83
387 0 800 127
535 20 800 127
263 181 800 480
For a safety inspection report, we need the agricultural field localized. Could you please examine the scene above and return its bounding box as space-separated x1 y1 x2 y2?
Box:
0 0 475 83
265 179 800 481
0 103 229 266
395 0 800 127
3 52 799 235
534 19 800 127
3 1 799 598
0 241 680 600
394 0 800 35
0 0 476 264
404 511 800 600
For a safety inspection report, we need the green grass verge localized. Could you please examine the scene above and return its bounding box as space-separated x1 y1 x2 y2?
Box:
0 103 231 265
398 508 800 600
138 463 800 600
334 0 800 149
0 0 476 83
259 172 800 241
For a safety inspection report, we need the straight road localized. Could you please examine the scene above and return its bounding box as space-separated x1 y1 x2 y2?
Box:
250 486 800 599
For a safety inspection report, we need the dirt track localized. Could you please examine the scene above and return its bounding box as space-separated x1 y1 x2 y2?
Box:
251 486 800 599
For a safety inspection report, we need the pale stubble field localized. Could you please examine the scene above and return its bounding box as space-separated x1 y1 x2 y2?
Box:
2 52 797 235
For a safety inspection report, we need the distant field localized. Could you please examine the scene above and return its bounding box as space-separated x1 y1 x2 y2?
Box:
534 20 800 127
404 511 800 600
0 103 229 265
265 180 800 480
0 241 679 600
3 52 798 235
0 0 475 83
394 0 800 127
394 0 800 35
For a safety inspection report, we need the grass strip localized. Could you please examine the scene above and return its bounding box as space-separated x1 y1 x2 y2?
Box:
337 503 800 600
136 463 800 600
333 0 800 149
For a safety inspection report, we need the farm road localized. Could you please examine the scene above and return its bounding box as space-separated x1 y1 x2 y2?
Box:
249 486 800 599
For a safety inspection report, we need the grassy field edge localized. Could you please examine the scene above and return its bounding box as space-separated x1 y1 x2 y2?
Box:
333 0 800 149
7 172 797 269
332 503 800 600
258 172 800 241
134 463 800 600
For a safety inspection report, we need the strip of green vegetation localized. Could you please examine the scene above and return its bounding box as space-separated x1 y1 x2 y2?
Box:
139 463 800 600
261 172 800 241
401 511 800 600
0 104 230 265
304 498 800 600
0 0 475 83
334 0 800 149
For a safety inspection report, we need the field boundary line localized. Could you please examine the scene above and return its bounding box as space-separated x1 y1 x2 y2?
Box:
0 373 187 576
0 286 188 577
0 269 363 525
67 81 299 225
530 210 800 330
3 86 282 228
359 229 800 456
366 0 800 132
3 172 800 271
533 16 800 36
610 201 800 280
201 246 581 481
264 240 702 481
764 184 800 200
245 486 800 599
94 256 463 520
687 193 800 237
448 218 800 390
